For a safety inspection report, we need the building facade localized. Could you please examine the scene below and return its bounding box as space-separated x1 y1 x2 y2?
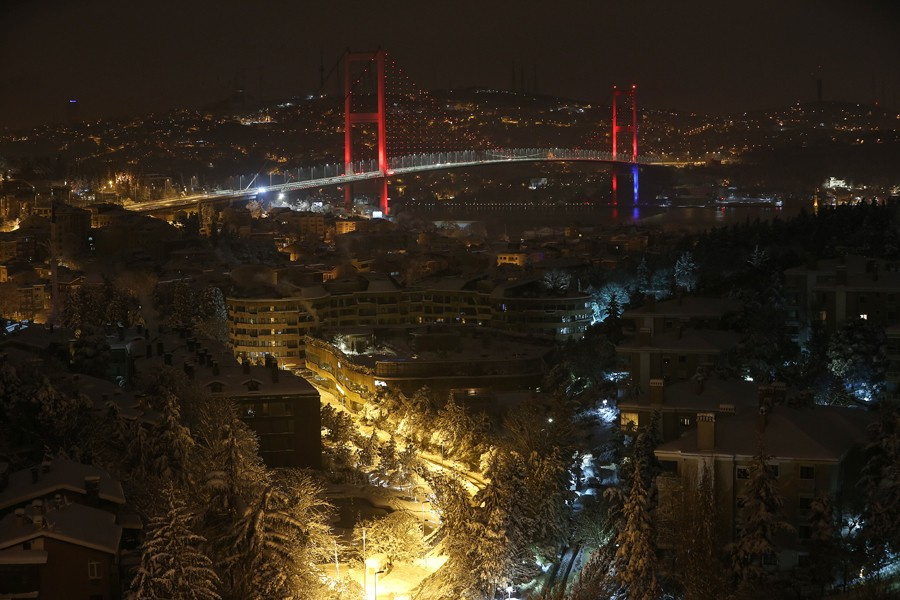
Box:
227 276 590 370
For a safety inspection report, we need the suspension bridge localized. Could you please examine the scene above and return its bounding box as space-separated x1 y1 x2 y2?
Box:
132 50 664 215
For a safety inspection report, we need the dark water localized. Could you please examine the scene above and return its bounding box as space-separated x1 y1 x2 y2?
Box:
406 198 812 239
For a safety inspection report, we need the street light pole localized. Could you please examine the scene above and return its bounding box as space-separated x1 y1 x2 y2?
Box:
333 541 340 579
373 569 385 600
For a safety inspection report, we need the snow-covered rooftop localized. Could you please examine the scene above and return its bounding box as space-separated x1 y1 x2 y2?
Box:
0 458 125 512
0 501 121 555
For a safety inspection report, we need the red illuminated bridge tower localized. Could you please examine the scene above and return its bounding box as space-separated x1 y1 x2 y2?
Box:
611 84 639 205
344 50 389 214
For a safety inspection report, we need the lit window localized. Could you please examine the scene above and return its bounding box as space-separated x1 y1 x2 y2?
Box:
621 412 639 428
860 314 868 320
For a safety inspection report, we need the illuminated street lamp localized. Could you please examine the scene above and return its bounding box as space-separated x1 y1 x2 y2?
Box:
365 556 385 600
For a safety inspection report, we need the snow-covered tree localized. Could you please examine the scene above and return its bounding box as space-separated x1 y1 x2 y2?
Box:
636 256 651 294
396 386 436 446
196 286 228 343
417 471 474 597
397 442 420 489
674 251 698 292
63 285 105 331
542 269 572 295
672 465 728 600
352 510 424 565
101 275 130 327
567 541 619 600
70 324 112 377
193 399 266 517
730 442 794 593
615 461 659 600
801 493 839 596
465 451 538 597
147 394 196 484
860 402 900 565
525 447 573 562
225 470 335 599
748 244 769 268
588 281 630 324
356 429 379 470
377 436 400 485
826 318 887 404
170 280 197 328
728 269 796 383
131 485 221 600
433 396 487 468
0 358 92 460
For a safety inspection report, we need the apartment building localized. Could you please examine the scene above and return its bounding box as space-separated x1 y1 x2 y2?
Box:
227 275 591 370
304 326 550 409
654 403 872 573
784 254 900 346
616 296 742 393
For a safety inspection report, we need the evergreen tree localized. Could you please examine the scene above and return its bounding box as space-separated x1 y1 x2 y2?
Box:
131 485 221 600
672 465 729 600
568 542 619 600
63 285 105 331
70 324 112 377
194 400 266 518
730 441 794 594
860 402 900 565
356 429 379 470
674 251 698 292
636 256 651 294
196 286 228 342
803 493 839 596
467 451 537 597
525 447 573 562
148 394 196 484
826 318 887 403
170 280 197 328
614 461 659 600
225 470 335 599
378 436 400 485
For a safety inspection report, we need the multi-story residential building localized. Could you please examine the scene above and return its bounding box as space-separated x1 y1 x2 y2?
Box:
616 296 741 393
50 204 91 261
227 275 591 370
133 330 321 470
334 218 366 235
488 279 591 339
654 403 872 574
0 458 132 600
617 376 783 441
0 500 123 600
304 326 550 409
784 254 900 346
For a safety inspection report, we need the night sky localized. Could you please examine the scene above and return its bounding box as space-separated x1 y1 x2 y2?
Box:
1 0 898 129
